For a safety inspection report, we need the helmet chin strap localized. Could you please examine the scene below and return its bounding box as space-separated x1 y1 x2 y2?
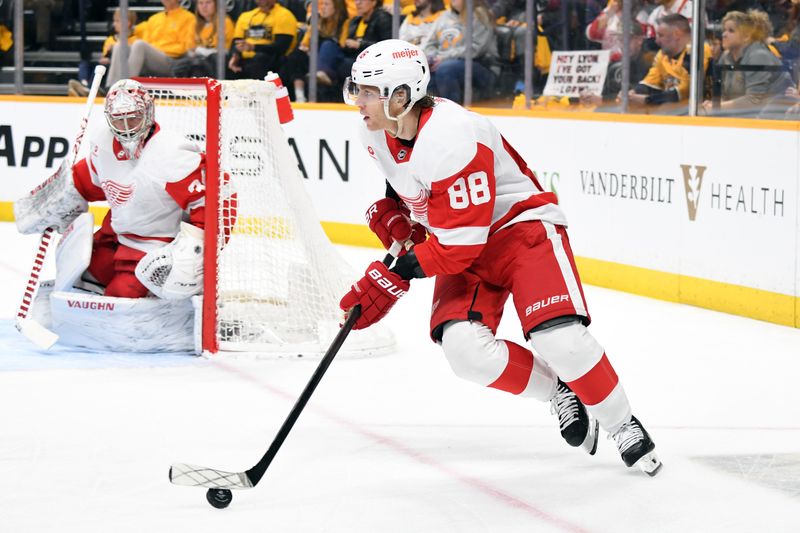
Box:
383 98 414 139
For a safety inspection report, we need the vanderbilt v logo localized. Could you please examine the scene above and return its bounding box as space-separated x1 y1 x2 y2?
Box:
680 164 706 221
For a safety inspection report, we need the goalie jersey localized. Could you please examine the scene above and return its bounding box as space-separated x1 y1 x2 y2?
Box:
359 98 566 277
71 124 206 252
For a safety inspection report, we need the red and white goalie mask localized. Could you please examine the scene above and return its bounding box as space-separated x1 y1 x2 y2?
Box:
104 79 155 159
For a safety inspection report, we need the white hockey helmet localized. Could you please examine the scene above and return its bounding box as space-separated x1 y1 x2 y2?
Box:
104 79 155 159
343 39 430 121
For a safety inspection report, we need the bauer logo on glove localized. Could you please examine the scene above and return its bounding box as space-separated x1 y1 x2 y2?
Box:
367 267 407 297
339 261 410 330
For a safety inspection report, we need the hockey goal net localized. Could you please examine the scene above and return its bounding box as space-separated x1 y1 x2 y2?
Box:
137 78 394 357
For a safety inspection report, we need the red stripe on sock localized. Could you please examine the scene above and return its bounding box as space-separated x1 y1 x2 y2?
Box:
488 342 534 395
566 353 619 406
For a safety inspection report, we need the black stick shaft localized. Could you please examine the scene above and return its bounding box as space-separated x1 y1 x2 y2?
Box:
245 253 393 485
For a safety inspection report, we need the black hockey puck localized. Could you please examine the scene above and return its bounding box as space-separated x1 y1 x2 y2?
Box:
206 488 233 509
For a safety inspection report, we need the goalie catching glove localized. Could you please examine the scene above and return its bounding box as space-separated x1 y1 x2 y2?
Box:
14 159 88 234
135 222 204 299
365 198 426 253
339 261 410 330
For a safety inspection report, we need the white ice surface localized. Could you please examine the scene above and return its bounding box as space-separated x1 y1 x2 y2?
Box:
0 222 798 532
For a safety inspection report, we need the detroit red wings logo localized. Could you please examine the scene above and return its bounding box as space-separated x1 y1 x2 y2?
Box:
100 180 136 208
400 190 429 225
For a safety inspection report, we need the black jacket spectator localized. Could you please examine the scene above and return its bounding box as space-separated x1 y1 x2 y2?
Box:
334 0 392 81
343 7 392 58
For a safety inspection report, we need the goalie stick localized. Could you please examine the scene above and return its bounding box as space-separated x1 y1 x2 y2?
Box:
169 247 401 492
15 65 107 349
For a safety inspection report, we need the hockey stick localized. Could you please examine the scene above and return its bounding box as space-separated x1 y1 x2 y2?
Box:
169 250 399 492
15 65 107 350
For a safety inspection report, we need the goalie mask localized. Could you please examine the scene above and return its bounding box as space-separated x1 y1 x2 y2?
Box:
104 79 155 159
343 39 430 122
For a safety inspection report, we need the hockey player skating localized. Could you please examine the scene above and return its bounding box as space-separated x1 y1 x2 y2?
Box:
338 39 661 475
14 79 209 352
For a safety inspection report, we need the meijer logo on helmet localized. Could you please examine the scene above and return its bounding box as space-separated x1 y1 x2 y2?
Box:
392 48 419 59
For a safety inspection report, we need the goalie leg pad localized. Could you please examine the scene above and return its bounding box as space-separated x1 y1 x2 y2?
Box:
54 212 95 292
30 280 56 330
135 222 204 300
49 290 196 352
14 160 88 234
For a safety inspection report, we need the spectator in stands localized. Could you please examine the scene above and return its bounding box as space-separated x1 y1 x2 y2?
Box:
23 0 63 50
628 14 709 113
701 10 794 117
423 0 497 103
580 20 650 109
707 25 723 62
585 0 650 62
69 9 138 97
766 0 794 40
0 22 11 66
106 0 196 88
282 0 349 102
769 0 800 77
536 0 599 52
322 0 391 86
172 0 234 78
491 1 552 97
399 0 445 46
228 0 298 79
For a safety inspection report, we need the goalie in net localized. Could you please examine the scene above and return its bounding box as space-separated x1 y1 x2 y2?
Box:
15 76 394 356
14 79 210 352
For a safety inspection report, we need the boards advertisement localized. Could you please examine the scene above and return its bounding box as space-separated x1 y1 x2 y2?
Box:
1 98 797 326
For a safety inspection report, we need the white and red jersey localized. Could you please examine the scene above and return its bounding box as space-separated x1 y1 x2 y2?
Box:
359 98 566 277
72 124 205 252
645 0 702 35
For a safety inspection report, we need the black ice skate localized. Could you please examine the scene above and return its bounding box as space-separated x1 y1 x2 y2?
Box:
550 379 599 455
609 415 662 476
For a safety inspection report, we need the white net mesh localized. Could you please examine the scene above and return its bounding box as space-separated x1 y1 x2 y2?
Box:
142 79 394 357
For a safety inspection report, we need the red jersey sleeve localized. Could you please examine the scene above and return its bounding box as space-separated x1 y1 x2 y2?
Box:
585 14 606 43
413 143 496 276
71 157 105 202
164 153 206 229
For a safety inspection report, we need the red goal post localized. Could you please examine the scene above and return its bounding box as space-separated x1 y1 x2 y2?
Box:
136 78 394 357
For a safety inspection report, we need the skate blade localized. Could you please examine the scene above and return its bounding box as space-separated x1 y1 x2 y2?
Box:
580 418 599 456
634 450 663 477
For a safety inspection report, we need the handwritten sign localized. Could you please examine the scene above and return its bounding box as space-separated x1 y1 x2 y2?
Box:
543 50 611 97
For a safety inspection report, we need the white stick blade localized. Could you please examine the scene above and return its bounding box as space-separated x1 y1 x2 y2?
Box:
16 319 59 350
169 463 253 489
